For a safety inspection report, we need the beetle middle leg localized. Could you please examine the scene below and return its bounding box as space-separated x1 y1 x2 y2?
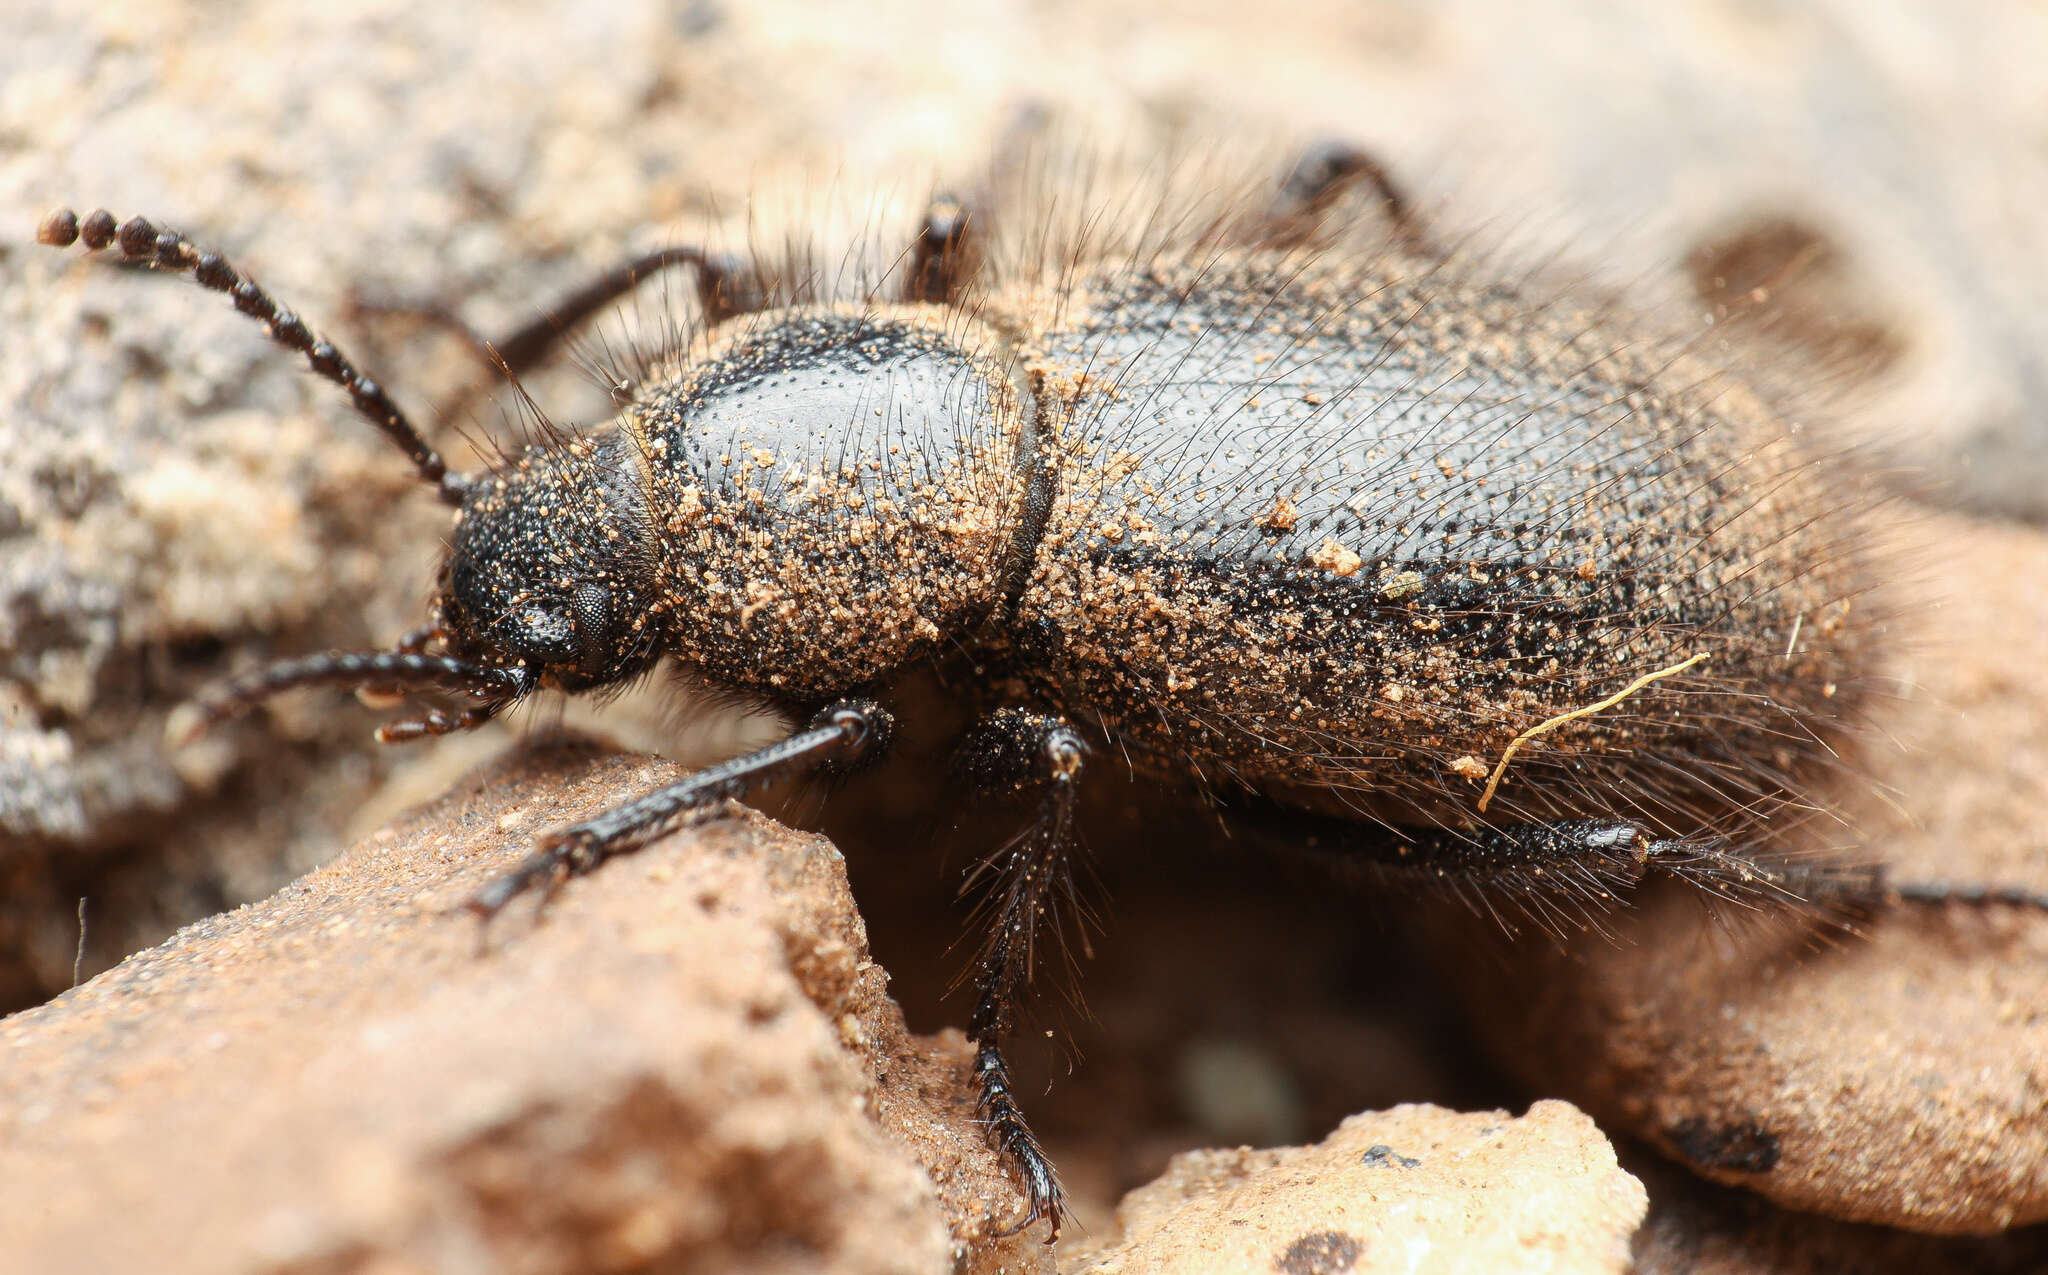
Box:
1256 139 1427 253
901 192 980 305
950 707 1093 1240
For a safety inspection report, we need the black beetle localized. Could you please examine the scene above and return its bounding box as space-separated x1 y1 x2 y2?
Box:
36 147 2012 1240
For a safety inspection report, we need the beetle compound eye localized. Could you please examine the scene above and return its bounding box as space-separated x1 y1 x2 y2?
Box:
508 605 578 666
571 581 614 668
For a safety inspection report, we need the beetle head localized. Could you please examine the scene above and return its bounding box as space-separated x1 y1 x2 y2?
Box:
436 437 661 694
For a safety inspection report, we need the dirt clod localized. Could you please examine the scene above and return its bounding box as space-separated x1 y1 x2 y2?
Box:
0 736 1017 1275
1061 1101 1645 1274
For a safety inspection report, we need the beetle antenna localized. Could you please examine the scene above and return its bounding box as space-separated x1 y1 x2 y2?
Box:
38 208 473 506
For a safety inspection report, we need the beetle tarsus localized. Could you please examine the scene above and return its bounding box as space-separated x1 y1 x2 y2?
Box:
976 1032 1066 1241
376 703 501 744
973 1008 1068 1243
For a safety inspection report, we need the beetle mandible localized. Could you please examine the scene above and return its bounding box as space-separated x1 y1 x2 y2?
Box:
36 147 1966 1240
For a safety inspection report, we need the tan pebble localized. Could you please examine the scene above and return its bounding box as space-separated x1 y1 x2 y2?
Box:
1379 570 1424 599
1310 538 1363 577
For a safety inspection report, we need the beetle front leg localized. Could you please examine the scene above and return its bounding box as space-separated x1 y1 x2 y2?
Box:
468 699 891 918
486 242 769 378
346 240 769 423
952 708 1092 1241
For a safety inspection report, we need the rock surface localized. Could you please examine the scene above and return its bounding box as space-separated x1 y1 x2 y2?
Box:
3 732 1650 1275
8 0 2048 1012
0 736 1050 1275
1437 512 2048 1235
1627 1154 2048 1274
6 0 2048 1268
1063 1102 1645 1275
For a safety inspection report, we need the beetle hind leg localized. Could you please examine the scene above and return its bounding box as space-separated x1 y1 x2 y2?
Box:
1238 804 2048 937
